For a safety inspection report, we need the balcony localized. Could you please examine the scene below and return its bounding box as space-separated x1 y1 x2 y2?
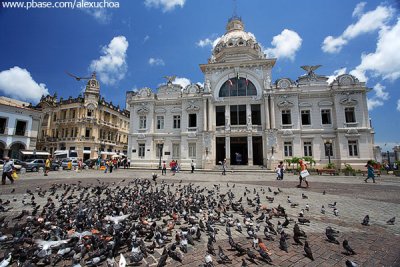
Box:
344 122 358 128
187 127 198 132
281 124 293 129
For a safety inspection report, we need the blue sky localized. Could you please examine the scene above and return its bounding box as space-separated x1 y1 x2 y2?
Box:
0 0 399 148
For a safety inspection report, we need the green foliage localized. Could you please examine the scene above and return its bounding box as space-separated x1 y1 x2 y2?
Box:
303 156 316 166
284 159 292 166
325 163 335 169
344 164 354 171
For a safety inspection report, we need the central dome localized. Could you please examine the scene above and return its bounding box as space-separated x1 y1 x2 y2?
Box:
211 16 263 62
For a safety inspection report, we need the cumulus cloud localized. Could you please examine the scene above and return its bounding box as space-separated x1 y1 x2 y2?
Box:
144 0 185 12
322 4 394 53
0 66 49 104
352 2 367 17
327 67 347 84
264 29 302 60
196 36 221 49
148 57 165 66
367 83 390 110
143 35 150 43
397 99 400 111
89 36 129 85
174 77 191 88
351 19 400 82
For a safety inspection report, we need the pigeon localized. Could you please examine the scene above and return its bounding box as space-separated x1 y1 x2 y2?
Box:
387 217 395 225
217 246 231 263
325 227 339 244
204 254 214 267
298 218 310 224
304 241 314 261
321 205 325 214
301 193 308 199
0 253 11 267
279 233 288 252
345 259 359 267
287 196 291 203
258 248 272 263
241 258 248 267
361 215 370 226
343 240 356 255
328 201 337 208
305 203 310 211
246 248 258 264
104 214 130 225
333 208 339 216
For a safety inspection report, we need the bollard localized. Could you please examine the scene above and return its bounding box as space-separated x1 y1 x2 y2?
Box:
85 166 89 170
20 168 26 174
38 167 44 174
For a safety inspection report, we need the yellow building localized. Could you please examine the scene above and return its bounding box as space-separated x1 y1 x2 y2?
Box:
36 73 130 160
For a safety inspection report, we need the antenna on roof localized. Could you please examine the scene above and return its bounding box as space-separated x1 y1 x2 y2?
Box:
233 0 237 17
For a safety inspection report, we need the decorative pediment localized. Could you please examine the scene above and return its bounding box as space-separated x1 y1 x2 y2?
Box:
137 88 152 98
183 84 201 95
318 100 334 106
138 134 146 139
154 108 166 114
299 102 312 107
276 78 293 89
136 103 149 115
171 107 182 113
282 129 293 136
277 100 294 108
340 97 358 106
347 129 359 135
186 100 200 112
335 74 359 86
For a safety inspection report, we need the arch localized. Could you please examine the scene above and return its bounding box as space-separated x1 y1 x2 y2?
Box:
218 77 257 97
8 141 26 159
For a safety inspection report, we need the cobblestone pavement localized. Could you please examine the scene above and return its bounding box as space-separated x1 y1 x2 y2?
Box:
1 168 399 266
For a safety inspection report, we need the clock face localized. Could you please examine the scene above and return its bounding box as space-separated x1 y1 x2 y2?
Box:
90 80 96 87
280 80 289 89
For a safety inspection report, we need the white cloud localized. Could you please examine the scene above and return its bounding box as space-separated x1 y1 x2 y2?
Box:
89 36 129 85
80 1 112 24
373 83 389 100
367 83 390 110
148 57 165 66
144 0 185 12
0 66 49 104
327 67 347 84
196 36 221 49
351 19 400 81
352 2 366 17
322 4 394 53
264 29 302 60
397 99 400 111
143 35 150 43
367 98 384 110
174 77 190 88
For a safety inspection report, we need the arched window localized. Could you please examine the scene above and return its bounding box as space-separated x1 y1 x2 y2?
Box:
219 77 257 97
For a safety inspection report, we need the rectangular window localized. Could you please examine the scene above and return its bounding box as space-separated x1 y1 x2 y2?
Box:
348 140 358 156
138 144 145 158
282 110 292 125
251 104 261 125
216 106 225 126
173 115 181 129
53 114 57 121
87 110 93 117
230 105 246 125
321 109 331 124
345 107 356 123
0 117 6 134
301 110 311 125
15 120 27 136
172 144 180 158
156 144 163 158
324 142 334 157
85 128 91 138
188 143 196 158
303 141 312 157
188 114 197 127
72 110 76 119
157 116 164 129
139 116 146 129
284 141 293 157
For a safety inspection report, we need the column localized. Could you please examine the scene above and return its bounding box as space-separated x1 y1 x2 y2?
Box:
247 135 253 165
203 98 207 131
225 104 230 130
270 96 276 129
225 136 230 165
264 96 270 129
208 98 213 132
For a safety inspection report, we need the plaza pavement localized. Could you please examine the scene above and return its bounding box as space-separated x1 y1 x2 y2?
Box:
1 168 399 266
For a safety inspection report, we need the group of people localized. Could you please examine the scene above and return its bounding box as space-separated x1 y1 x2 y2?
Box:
160 160 196 175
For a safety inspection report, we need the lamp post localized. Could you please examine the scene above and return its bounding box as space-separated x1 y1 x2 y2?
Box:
324 140 332 165
158 143 164 169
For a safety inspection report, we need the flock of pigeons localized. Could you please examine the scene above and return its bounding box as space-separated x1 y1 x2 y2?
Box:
0 177 396 267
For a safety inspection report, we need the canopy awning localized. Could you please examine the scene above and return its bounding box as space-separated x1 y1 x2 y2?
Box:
21 150 50 156
100 152 116 156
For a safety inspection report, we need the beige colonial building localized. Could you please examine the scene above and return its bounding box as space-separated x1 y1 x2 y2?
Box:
0 97 41 159
37 73 130 160
126 17 374 169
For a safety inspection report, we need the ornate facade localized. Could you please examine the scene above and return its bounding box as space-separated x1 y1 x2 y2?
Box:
127 17 374 169
37 73 130 160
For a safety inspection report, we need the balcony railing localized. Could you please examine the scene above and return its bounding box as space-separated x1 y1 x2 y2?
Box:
344 122 358 128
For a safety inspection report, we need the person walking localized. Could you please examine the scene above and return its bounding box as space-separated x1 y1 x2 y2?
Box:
44 157 51 176
104 160 109 173
127 158 131 168
276 161 285 180
191 160 195 173
109 160 114 173
298 159 309 188
2 157 14 185
162 160 167 176
222 159 227 175
364 160 376 183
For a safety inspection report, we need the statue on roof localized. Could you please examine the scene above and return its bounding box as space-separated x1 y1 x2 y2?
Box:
163 75 176 85
301 65 322 79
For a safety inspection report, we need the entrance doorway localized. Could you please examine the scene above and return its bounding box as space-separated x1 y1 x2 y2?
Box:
215 137 225 165
252 136 263 165
83 153 90 161
230 137 248 165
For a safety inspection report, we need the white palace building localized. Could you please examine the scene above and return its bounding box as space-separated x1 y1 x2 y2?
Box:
126 17 374 170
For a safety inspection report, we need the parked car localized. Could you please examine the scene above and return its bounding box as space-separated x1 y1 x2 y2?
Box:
22 159 46 172
84 158 98 169
61 159 86 170
11 159 23 171
51 160 62 171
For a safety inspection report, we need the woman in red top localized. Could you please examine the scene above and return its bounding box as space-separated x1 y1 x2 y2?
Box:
298 159 309 188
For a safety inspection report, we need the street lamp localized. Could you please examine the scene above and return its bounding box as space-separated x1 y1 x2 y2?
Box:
324 139 332 164
158 143 164 169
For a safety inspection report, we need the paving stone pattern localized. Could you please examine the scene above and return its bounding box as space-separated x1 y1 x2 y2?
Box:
0 169 399 266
